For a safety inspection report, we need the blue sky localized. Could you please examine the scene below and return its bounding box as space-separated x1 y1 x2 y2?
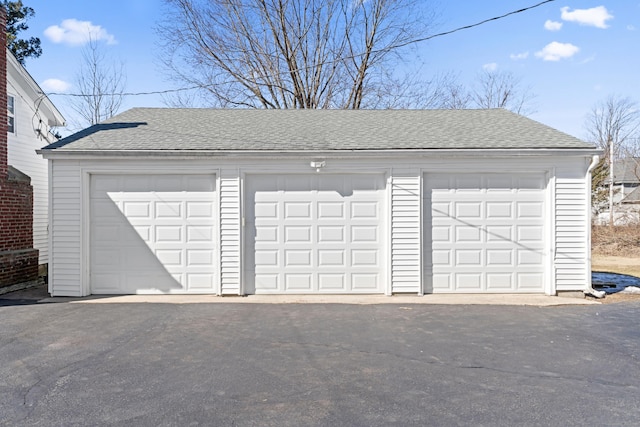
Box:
18 0 640 139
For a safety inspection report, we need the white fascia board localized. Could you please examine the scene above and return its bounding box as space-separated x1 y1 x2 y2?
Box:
37 148 601 160
7 49 66 127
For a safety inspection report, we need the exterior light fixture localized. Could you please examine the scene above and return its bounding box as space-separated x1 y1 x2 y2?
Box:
310 160 326 172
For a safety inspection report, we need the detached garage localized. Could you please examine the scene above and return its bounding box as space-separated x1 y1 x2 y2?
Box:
39 108 598 297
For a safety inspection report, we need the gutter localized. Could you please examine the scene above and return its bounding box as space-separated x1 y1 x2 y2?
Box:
584 154 606 299
37 147 600 160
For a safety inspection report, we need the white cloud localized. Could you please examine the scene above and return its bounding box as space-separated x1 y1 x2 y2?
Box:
510 51 529 60
628 25 637 31
535 42 580 61
41 78 72 92
544 20 563 31
482 62 498 72
44 19 117 46
560 6 613 29
580 54 596 64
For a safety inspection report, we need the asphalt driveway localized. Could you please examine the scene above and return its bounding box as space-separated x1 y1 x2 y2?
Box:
1 291 639 426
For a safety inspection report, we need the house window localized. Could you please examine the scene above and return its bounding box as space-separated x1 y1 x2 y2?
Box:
7 95 15 134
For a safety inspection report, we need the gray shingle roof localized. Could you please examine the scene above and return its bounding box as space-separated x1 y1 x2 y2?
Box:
612 158 640 184
43 108 595 152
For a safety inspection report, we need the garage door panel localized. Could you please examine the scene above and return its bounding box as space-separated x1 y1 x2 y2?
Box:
352 249 377 266
246 173 386 294
187 274 216 290
187 202 214 217
517 226 544 241
92 272 120 291
432 274 451 290
319 250 345 266
319 202 344 218
456 226 481 242
486 202 512 218
352 274 378 291
456 202 481 218
256 274 278 290
319 274 345 291
285 202 312 218
517 273 544 289
432 250 451 266
286 274 312 291
425 172 546 293
156 201 182 218
487 274 512 289
486 226 512 241
518 249 544 265
318 226 345 243
90 174 216 294
456 273 482 289
285 226 312 242
351 226 378 243
518 202 543 217
256 226 278 242
487 250 513 266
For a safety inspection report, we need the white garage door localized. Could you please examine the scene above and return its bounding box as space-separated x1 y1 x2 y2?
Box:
245 174 386 294
424 173 547 293
90 174 217 294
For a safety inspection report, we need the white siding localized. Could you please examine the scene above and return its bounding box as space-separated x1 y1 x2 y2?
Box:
554 173 589 291
6 88 52 265
44 155 594 296
220 169 241 294
49 161 83 296
390 172 421 293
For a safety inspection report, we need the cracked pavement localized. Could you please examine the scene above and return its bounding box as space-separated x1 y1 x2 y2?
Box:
1 295 639 426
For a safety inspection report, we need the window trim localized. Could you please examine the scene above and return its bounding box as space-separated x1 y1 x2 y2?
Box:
7 94 16 134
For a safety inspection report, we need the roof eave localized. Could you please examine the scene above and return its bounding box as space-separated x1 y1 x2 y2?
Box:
7 49 66 127
38 147 601 159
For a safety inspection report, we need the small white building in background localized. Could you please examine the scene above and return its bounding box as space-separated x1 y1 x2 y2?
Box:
40 108 598 297
596 158 640 225
7 50 66 271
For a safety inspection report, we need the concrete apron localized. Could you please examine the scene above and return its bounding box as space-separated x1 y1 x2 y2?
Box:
45 294 600 306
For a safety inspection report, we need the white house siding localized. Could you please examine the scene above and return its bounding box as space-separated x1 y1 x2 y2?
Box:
554 161 591 292
46 155 594 297
49 160 83 296
390 172 421 293
6 86 51 265
220 169 241 295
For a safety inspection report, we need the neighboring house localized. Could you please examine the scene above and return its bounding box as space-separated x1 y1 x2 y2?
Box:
596 158 640 225
39 108 598 297
6 49 66 273
608 158 640 204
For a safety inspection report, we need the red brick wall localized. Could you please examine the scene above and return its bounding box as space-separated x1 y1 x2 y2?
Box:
0 248 38 286
0 179 34 251
0 7 7 179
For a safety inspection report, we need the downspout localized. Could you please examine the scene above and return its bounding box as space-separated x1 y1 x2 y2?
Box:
585 154 606 298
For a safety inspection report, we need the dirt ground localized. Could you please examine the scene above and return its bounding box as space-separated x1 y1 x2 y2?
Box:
591 225 640 303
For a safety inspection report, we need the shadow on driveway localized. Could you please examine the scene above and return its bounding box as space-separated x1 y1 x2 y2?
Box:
0 283 51 306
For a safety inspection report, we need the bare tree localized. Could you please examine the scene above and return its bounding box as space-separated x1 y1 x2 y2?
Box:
586 95 640 159
585 95 640 224
362 71 467 110
159 0 433 109
71 37 126 127
471 69 535 115
438 75 472 109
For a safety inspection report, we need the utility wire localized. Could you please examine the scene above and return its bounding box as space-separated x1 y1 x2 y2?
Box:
42 0 555 99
